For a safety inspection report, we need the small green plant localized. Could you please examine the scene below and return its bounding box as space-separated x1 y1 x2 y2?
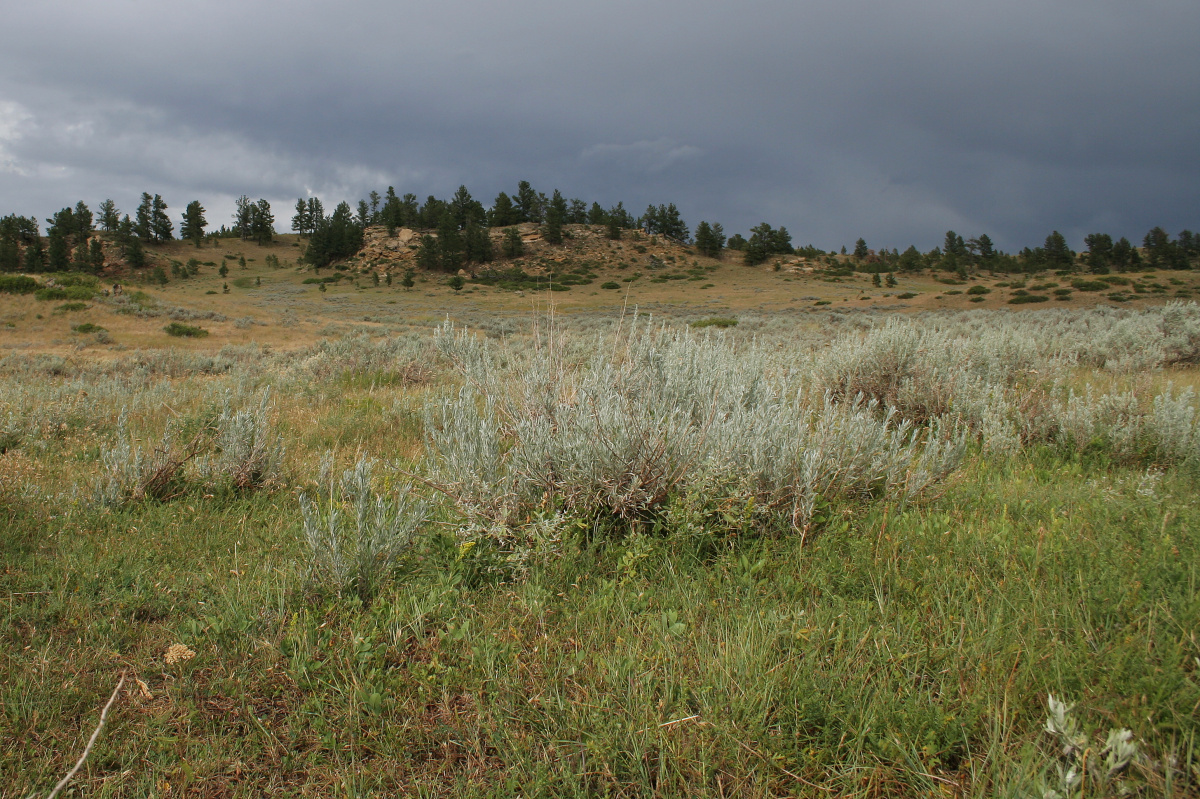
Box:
71 322 105 334
896 292 918 299
299 456 431 600
966 285 991 295
1040 695 1139 798
1009 294 1050 304
164 322 209 338
600 281 620 290
55 302 88 312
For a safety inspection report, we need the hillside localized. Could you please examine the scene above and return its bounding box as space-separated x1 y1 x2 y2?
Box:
3 226 1200 359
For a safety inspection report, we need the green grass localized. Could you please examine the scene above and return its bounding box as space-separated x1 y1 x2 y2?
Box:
3 436 1197 796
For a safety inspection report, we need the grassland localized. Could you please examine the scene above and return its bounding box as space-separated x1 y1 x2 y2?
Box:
2 239 1200 797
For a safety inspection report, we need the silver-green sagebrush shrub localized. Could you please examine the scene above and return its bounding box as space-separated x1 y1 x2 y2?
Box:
299 455 431 599
196 388 285 490
1041 694 1140 799
427 317 967 541
93 409 203 507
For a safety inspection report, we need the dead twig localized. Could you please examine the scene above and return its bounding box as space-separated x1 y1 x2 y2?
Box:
43 671 126 799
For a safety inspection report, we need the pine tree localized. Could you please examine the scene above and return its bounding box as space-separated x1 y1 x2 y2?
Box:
98 199 120 232
306 197 325 231
1043 230 1072 269
125 237 145 269
853 238 869 259
694 221 726 258
463 219 493 263
515 181 541 223
0 235 18 273
233 195 253 240
180 201 207 246
401 268 415 290
23 236 46 272
150 195 173 241
436 212 464 272
74 202 94 239
502 227 524 258
292 199 311 237
451 185 484 229
72 240 90 272
250 199 274 245
135 194 154 240
488 192 517 227
886 272 897 287
47 229 70 271
542 190 567 245
416 234 440 271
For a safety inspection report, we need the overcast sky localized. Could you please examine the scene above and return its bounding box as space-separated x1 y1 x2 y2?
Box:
1 0 1196 252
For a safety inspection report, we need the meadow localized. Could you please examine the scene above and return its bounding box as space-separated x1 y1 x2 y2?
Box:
2 245 1200 797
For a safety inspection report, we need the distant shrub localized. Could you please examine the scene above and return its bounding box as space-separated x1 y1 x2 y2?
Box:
72 322 105 334
896 292 918 299
966 285 990 295
689 317 738 329
0 276 38 294
35 286 94 301
55 302 88 312
164 322 209 338
1073 280 1108 292
1008 294 1049 304
600 281 620 289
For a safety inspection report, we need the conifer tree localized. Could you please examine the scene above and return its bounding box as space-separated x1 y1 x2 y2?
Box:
515 181 541 223
233 195 253 239
502 227 524 258
124 236 145 269
542 190 567 245
23 236 46 272
47 229 70 271
180 201 207 246
250 199 273 245
151 195 173 241
436 212 464 272
98 199 120 232
488 192 517 227
292 199 311 237
73 202 93 239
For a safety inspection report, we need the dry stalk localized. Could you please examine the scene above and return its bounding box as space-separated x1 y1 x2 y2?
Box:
41 671 126 799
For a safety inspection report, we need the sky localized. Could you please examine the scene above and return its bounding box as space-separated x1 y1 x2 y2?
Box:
0 0 1197 253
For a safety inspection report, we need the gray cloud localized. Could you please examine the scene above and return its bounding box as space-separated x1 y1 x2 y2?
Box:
1 0 1197 251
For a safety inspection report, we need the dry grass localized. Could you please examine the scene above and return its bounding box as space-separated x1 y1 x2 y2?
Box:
4 233 1198 360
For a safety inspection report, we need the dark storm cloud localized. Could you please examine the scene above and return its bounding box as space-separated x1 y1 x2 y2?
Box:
1 0 1196 251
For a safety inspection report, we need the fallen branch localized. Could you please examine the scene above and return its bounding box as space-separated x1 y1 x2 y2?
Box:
43 671 126 799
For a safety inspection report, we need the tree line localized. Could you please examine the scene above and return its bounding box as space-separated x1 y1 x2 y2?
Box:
0 192 279 274
2 180 1196 278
